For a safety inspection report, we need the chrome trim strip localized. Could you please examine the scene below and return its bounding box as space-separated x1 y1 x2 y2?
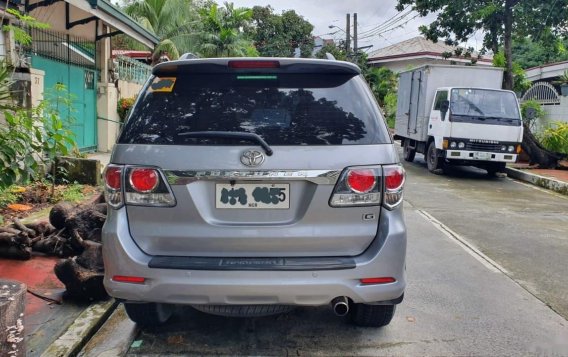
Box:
164 170 341 185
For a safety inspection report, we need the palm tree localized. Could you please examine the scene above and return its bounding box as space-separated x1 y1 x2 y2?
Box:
125 0 200 65
198 3 256 57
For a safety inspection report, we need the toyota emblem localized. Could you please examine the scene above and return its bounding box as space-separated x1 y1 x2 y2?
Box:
240 150 265 167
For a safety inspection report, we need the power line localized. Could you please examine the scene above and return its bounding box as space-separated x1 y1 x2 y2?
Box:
358 9 416 40
358 6 412 37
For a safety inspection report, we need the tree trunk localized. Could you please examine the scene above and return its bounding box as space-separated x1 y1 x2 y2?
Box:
0 280 26 357
151 49 161 66
522 123 564 168
503 0 515 90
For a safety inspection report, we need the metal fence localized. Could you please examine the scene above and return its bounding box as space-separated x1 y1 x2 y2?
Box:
115 55 152 84
521 82 561 105
24 28 96 69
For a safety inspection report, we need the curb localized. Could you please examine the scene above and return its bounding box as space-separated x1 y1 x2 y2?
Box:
77 303 138 357
505 167 568 196
40 299 117 357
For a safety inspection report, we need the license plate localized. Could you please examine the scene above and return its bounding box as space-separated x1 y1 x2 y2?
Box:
474 152 491 160
215 183 290 209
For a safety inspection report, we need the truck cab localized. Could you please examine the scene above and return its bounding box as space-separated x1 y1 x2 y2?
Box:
426 87 523 174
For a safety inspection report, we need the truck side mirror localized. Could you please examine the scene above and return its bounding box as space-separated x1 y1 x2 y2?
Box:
525 107 536 120
440 100 449 121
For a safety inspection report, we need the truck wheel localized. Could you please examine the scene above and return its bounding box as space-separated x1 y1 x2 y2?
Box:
350 304 396 327
426 141 445 174
403 140 416 162
124 302 173 327
486 162 506 177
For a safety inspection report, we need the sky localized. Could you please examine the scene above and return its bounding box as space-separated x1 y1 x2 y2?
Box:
215 0 485 55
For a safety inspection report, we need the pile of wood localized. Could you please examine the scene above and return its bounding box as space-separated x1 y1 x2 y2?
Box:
0 194 108 300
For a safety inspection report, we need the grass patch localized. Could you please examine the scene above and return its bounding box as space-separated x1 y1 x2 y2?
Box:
0 182 96 225
55 183 86 203
0 186 20 207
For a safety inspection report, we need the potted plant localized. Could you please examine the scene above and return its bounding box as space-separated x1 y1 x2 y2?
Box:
117 96 136 123
553 69 568 96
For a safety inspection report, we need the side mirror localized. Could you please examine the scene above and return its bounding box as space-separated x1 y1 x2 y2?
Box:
440 100 449 121
525 107 536 120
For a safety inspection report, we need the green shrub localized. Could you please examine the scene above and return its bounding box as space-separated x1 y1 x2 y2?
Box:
0 84 76 189
539 122 568 155
384 92 397 129
520 100 545 131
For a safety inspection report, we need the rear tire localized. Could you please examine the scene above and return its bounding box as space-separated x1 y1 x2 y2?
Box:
350 304 396 327
124 302 173 327
486 162 506 177
403 140 416 162
426 141 445 174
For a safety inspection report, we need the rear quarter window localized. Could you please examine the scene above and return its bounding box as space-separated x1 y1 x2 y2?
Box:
119 73 390 146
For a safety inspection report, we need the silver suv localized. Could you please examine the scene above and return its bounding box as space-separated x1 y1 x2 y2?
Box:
102 58 406 328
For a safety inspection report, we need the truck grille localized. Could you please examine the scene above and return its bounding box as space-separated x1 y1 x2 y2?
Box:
465 142 501 152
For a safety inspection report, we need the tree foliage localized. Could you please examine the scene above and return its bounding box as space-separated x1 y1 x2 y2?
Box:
198 2 257 57
513 36 568 69
248 6 314 58
396 0 568 90
315 41 347 61
492 51 531 93
125 0 201 64
2 8 50 46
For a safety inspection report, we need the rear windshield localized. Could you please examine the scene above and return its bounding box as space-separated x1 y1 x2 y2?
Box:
119 73 390 146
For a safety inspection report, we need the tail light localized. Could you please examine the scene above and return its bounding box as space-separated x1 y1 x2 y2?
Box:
383 164 405 209
347 169 377 193
329 164 405 209
130 168 159 193
103 165 176 209
125 167 176 207
104 165 123 208
329 166 382 207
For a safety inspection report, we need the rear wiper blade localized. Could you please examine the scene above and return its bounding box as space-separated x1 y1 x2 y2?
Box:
178 131 273 156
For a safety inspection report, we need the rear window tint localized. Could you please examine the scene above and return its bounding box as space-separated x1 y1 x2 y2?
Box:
119 73 390 146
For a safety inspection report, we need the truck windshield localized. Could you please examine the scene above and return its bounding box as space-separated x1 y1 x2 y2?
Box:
450 89 521 123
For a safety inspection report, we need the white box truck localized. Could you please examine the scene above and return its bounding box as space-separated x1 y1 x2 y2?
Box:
394 65 523 175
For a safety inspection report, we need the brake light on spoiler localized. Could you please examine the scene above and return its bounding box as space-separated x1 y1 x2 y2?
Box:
228 60 280 69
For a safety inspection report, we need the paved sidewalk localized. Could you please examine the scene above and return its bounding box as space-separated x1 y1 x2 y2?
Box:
506 164 568 195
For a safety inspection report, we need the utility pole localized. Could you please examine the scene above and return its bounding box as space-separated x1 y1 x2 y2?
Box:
353 13 358 55
346 13 351 55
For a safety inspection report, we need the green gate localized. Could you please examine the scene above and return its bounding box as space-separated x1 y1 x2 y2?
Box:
26 29 98 151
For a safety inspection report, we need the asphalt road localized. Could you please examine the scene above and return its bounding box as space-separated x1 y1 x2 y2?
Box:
123 154 568 356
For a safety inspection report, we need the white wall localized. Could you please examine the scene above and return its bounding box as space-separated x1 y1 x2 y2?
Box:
117 80 143 100
536 97 568 132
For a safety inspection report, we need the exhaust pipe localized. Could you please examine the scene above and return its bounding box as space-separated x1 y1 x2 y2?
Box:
331 296 349 316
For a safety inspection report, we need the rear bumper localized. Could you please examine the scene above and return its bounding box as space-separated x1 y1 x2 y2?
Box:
102 207 406 306
446 150 517 163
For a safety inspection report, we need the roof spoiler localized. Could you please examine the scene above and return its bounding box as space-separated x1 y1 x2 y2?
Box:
153 57 361 76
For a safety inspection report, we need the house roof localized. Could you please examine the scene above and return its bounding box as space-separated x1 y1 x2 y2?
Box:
367 36 492 64
525 60 568 82
25 0 159 49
